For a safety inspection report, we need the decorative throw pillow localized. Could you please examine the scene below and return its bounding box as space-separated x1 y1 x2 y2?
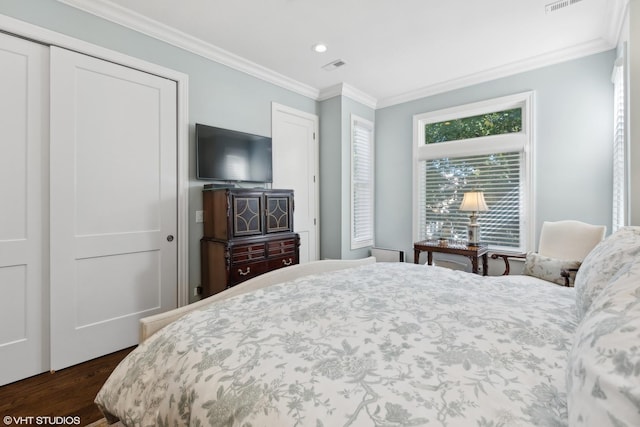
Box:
522 252 581 286
574 227 640 321
567 258 640 426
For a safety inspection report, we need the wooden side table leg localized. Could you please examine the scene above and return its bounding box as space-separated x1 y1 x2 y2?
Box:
427 251 433 266
471 256 479 274
482 254 488 276
414 249 420 264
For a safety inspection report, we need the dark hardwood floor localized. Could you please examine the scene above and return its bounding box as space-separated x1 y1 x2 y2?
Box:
0 347 135 426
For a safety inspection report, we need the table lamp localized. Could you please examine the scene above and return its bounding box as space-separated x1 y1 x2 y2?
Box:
459 191 489 245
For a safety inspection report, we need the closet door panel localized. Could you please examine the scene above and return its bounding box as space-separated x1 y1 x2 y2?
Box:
73 67 163 235
50 46 177 370
0 33 49 385
75 251 160 326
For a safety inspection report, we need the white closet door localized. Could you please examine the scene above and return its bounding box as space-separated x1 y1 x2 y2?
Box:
0 34 49 385
50 47 177 370
272 104 319 263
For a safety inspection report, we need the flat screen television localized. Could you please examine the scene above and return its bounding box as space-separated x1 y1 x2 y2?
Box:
196 123 273 183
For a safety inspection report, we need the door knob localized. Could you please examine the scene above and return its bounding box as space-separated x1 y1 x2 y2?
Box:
166 235 174 242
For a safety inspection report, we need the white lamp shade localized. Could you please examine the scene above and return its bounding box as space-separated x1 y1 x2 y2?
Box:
459 191 489 212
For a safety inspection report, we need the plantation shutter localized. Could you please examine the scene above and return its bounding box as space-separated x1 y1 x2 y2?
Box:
612 59 626 232
351 116 374 249
417 152 522 250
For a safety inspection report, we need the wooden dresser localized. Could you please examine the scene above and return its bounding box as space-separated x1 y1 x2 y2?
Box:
200 186 300 297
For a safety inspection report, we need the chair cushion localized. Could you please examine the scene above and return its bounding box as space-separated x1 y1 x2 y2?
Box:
538 220 606 261
522 252 581 286
574 227 640 321
567 256 640 426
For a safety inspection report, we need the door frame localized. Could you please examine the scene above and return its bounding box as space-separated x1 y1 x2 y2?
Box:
271 102 320 261
0 14 190 306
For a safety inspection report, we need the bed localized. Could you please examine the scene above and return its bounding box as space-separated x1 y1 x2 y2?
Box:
96 227 640 427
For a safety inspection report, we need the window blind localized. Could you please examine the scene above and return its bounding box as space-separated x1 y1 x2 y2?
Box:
612 61 626 232
351 117 374 248
418 152 522 249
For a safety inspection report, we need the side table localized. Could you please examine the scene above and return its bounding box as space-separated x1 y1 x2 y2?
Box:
414 240 489 275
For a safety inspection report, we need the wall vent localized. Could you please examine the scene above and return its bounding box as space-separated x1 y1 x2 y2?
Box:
322 59 346 71
545 0 584 14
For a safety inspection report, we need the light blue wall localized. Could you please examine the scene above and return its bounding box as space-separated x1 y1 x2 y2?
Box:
0 0 317 301
319 95 375 260
319 96 342 259
0 1 618 279
375 50 617 261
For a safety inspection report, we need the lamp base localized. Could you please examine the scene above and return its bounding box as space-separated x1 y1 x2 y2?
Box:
467 223 480 245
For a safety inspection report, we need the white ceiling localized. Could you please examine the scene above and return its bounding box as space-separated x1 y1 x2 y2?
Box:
60 0 626 108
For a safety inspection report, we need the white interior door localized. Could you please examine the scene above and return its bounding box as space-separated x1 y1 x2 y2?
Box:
0 34 49 385
272 103 319 263
50 47 178 370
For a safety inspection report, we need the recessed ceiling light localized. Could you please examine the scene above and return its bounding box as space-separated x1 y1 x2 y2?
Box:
312 43 327 53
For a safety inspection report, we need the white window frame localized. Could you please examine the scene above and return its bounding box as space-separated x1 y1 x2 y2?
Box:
612 52 628 232
351 114 375 249
412 91 535 253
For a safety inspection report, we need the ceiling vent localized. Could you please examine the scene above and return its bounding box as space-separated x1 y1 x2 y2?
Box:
322 59 346 71
545 0 584 14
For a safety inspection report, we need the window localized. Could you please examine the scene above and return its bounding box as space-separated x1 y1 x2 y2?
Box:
413 92 534 252
612 55 627 232
425 107 522 144
351 115 374 249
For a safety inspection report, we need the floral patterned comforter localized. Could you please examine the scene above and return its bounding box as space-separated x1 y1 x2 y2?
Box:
96 262 577 426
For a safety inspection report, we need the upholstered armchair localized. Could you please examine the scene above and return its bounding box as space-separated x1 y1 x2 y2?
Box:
491 220 606 286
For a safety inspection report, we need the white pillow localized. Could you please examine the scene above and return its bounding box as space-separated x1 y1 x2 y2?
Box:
522 252 580 286
567 257 640 426
574 227 640 321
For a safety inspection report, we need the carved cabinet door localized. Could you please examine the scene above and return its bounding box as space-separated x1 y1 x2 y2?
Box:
265 193 293 233
231 192 263 237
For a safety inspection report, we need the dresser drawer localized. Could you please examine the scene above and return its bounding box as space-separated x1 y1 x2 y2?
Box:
231 243 266 263
267 238 297 257
267 254 297 271
229 260 267 284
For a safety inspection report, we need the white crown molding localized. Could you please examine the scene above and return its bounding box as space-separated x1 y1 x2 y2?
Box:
377 37 615 109
605 0 629 45
318 83 378 110
342 83 378 110
317 83 343 101
56 0 624 111
56 0 320 100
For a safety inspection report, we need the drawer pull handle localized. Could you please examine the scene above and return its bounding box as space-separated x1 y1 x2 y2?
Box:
282 258 293 266
238 267 251 276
